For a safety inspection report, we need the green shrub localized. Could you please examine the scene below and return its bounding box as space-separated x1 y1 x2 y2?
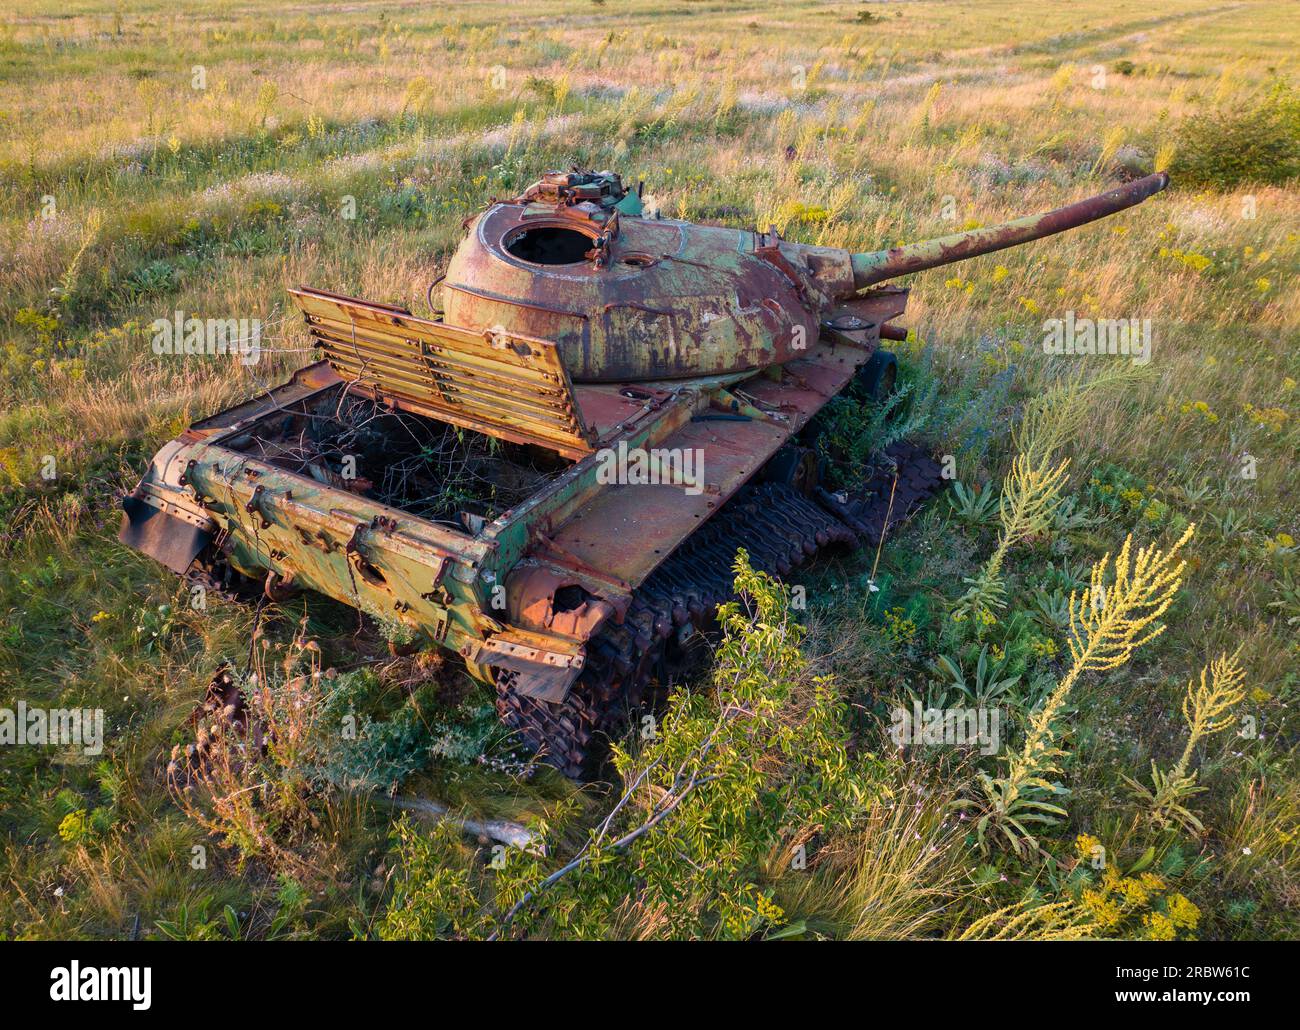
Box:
379 552 882 940
121 259 179 300
313 670 498 791
1172 83 1300 190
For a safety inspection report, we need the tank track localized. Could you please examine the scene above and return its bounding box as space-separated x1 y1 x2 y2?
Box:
496 440 945 779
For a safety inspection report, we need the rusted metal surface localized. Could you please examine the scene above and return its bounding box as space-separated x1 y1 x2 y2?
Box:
122 372 502 658
440 170 1166 386
121 164 1173 754
535 337 872 588
442 206 829 383
184 361 344 439
290 286 597 460
851 172 1170 288
187 450 481 643
573 383 674 441
504 564 616 639
467 629 586 703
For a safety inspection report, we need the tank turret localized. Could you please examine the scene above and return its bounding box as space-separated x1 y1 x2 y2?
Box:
439 170 1169 383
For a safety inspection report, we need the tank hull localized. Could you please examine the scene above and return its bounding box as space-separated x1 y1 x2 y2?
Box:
122 316 940 778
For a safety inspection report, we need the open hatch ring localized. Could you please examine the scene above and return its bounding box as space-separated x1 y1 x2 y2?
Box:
503 225 597 265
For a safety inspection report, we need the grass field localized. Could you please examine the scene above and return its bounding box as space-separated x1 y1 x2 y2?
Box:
1 0 1296 940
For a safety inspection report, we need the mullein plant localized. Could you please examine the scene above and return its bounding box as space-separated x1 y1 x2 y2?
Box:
1124 651 1247 835
951 897 1098 941
961 526 1196 855
951 365 1147 625
50 208 103 304
953 451 1071 621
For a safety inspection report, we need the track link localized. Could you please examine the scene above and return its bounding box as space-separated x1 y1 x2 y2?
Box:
495 439 945 779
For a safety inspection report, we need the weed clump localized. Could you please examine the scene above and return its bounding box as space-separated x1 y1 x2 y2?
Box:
381 552 882 940
1171 83 1300 190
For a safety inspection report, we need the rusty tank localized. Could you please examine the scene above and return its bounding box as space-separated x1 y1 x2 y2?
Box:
121 168 1170 778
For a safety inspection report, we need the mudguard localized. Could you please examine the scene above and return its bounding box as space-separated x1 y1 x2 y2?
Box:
118 439 217 574
119 495 211 575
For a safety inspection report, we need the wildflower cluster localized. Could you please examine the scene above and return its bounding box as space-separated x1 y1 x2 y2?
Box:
1072 838 1201 940
882 606 918 645
1086 465 1183 532
1242 402 1290 433
1179 399 1220 424
1158 246 1213 273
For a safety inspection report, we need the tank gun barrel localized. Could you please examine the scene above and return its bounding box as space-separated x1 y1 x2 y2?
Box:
849 172 1169 290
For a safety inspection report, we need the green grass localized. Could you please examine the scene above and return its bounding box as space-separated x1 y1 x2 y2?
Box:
0 0 1296 940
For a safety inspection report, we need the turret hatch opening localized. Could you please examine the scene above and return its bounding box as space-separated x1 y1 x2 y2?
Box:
504 225 595 265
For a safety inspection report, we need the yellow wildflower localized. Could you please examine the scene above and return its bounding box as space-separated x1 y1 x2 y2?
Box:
1243 403 1289 432
1117 877 1151 906
754 892 784 924
1082 889 1124 929
1074 834 1102 858
1166 893 1200 931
